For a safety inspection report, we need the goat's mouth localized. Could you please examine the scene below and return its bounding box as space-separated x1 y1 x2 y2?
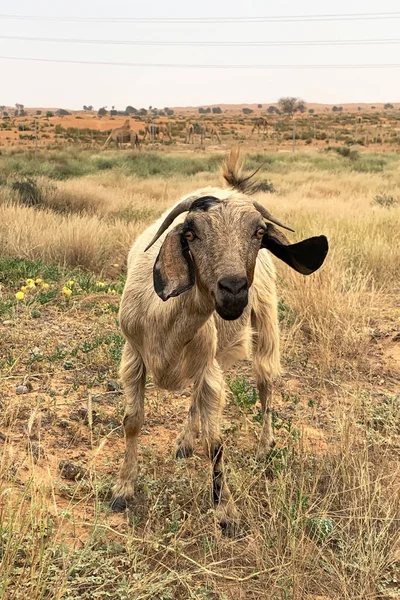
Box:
214 295 248 321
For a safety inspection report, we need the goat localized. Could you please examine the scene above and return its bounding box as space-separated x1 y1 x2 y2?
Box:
112 149 328 534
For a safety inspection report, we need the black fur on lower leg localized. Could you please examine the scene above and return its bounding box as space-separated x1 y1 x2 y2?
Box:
211 442 224 505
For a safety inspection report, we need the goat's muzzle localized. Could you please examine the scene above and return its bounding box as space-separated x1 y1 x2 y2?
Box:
215 274 248 320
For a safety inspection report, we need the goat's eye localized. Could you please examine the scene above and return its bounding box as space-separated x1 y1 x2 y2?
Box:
255 227 265 240
184 230 195 242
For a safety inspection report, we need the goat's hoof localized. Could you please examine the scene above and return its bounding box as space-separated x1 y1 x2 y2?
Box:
256 439 276 460
176 445 193 459
111 496 128 512
219 519 240 538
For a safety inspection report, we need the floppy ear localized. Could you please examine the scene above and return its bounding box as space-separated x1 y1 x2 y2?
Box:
153 225 195 300
261 224 328 275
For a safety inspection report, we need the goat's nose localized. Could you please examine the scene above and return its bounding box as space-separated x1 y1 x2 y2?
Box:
218 275 248 296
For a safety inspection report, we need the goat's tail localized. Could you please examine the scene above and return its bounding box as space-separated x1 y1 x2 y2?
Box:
222 147 262 195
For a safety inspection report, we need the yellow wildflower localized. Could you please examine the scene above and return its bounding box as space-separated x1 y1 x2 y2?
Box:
27 281 36 289
15 291 25 300
26 278 34 285
35 278 43 284
42 283 49 290
112 263 119 268
62 287 72 297
67 280 74 286
20 286 27 293
96 281 105 289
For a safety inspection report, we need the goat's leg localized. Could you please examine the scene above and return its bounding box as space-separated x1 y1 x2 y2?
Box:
112 343 146 512
198 361 239 535
175 397 199 459
251 307 280 458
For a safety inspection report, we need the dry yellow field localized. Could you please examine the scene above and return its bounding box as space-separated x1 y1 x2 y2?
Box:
0 146 399 599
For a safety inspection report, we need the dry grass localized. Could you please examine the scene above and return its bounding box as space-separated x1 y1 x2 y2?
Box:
0 148 399 600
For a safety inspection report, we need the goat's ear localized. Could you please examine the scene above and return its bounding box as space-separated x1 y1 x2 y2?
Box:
153 226 195 300
261 224 328 275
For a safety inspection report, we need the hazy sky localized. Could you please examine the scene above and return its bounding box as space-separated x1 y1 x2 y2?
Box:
1 0 400 109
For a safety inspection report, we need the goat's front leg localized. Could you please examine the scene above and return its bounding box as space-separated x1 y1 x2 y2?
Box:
198 361 240 535
112 343 146 512
175 398 199 459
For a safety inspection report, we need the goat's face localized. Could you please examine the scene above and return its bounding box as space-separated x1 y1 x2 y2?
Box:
150 194 328 320
181 198 264 320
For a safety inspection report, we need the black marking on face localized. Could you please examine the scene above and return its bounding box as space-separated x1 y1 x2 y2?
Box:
189 196 222 212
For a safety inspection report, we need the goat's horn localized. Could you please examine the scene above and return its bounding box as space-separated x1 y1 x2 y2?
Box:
253 200 294 232
144 198 194 252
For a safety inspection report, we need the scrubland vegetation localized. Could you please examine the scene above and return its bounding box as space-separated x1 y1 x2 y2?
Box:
0 148 399 599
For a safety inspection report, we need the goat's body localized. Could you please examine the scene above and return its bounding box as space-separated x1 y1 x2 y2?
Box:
114 176 287 531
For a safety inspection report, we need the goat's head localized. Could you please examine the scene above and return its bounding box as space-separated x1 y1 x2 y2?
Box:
145 151 329 321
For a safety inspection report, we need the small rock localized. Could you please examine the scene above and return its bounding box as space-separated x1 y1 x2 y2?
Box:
29 442 45 464
16 385 30 395
106 380 121 393
75 407 101 425
59 460 85 481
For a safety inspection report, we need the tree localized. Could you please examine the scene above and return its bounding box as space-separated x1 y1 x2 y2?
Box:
212 107 222 114
242 108 253 115
257 104 262 108
308 108 315 114
98 107 107 117
56 108 71 116
278 97 306 118
267 105 280 114
83 105 93 111
384 103 394 109
198 107 206 114
125 106 137 115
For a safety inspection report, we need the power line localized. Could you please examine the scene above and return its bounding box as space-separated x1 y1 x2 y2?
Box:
1 56 400 69
2 34 400 47
0 11 400 23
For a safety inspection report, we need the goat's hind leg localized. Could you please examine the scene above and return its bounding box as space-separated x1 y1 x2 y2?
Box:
112 342 146 512
251 308 280 458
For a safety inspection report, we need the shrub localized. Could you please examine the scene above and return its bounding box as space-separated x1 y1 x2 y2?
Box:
242 108 253 115
372 194 398 208
12 178 42 207
212 107 222 114
46 111 54 118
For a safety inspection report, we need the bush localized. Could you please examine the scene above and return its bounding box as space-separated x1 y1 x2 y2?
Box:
12 178 42 207
372 194 398 208
212 107 222 114
46 111 54 118
242 108 253 115
384 103 394 109
257 104 262 108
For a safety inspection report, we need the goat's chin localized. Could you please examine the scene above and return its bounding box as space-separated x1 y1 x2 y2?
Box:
214 303 245 321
